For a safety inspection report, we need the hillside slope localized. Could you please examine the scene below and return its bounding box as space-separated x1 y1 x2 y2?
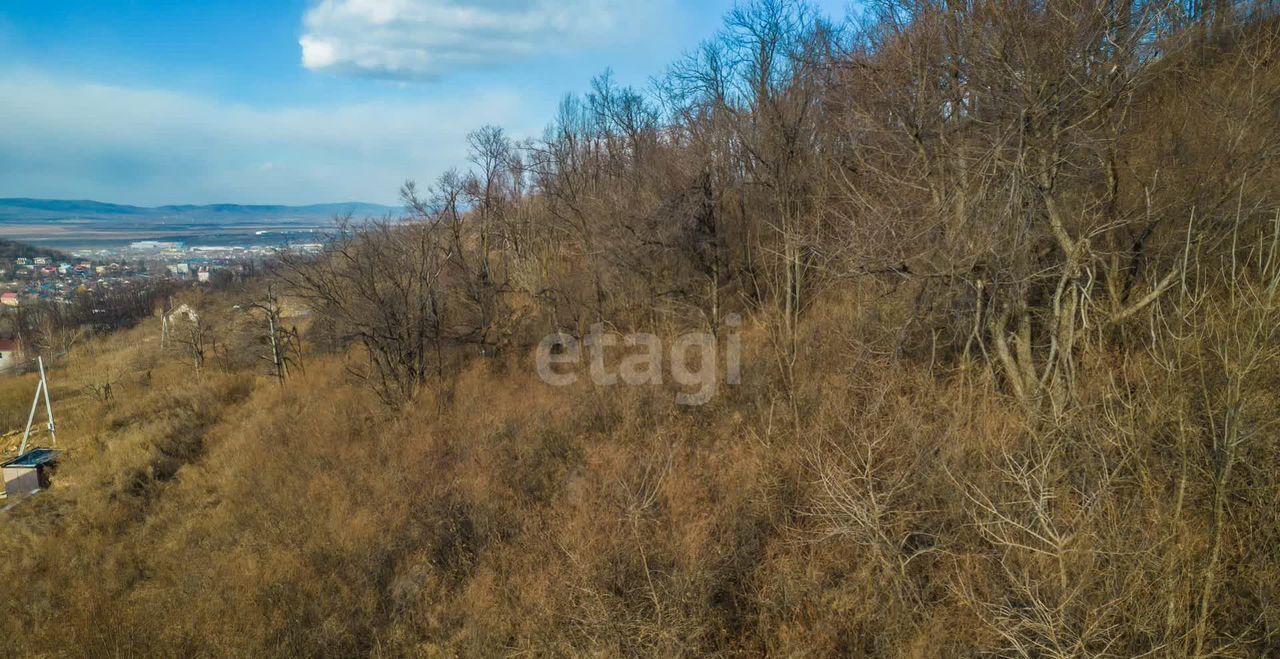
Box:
1 4 1279 658
0 237 69 262
0 274 1275 656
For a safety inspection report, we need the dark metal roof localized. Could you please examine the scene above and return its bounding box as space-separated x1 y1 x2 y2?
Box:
3 448 58 469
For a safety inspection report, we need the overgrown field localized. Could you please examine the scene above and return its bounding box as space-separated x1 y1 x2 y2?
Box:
4 1 1280 655
0 275 1277 656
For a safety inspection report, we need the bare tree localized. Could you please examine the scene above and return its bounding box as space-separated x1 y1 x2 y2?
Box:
235 284 300 386
276 217 450 408
167 300 215 373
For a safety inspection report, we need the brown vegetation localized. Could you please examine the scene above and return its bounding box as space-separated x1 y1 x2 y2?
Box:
2 1 1280 656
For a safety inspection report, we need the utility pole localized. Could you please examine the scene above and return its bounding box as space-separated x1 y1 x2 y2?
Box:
18 356 56 455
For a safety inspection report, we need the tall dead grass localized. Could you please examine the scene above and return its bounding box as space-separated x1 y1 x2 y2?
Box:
0 269 1273 657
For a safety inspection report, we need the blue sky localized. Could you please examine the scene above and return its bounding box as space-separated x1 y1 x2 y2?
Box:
0 0 848 206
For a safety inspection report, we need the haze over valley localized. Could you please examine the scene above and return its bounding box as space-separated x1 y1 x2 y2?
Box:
0 198 395 254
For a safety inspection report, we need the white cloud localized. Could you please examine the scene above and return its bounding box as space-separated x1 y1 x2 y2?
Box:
299 0 660 79
0 71 536 205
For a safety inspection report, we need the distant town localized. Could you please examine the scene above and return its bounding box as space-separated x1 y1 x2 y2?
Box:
0 198 393 309
0 240 322 307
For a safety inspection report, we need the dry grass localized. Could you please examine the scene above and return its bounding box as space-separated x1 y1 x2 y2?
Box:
0 276 1272 657
1 7 1278 658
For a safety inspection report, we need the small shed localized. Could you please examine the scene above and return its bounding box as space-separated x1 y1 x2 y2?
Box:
2 448 59 497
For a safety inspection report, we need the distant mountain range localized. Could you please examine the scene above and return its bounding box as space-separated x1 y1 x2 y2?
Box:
0 198 403 252
0 198 399 225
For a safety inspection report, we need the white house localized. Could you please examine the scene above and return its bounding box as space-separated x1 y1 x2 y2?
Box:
0 338 24 372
